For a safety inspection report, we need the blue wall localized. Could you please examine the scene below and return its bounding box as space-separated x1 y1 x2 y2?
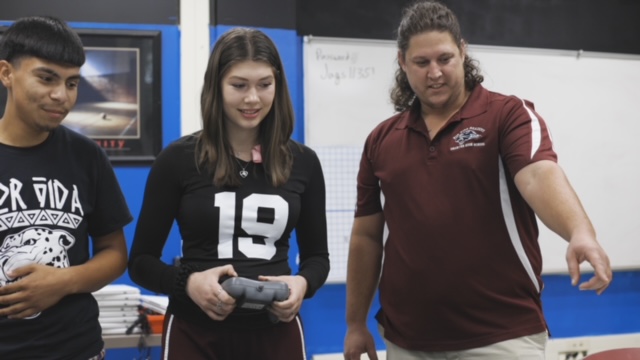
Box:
63 21 184 283
299 272 640 356
66 21 182 359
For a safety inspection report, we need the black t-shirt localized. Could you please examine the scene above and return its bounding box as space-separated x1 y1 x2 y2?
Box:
129 134 329 328
0 126 132 359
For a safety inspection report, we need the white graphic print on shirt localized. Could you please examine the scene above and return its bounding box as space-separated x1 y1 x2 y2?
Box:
0 177 82 318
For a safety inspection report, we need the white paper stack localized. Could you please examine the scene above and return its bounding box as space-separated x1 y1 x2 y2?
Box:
92 284 142 335
140 294 168 315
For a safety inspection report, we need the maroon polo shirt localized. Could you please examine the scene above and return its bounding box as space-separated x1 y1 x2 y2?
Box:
355 84 557 351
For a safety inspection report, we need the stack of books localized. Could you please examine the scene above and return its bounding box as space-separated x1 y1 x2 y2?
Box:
140 294 168 334
92 284 142 335
140 294 168 315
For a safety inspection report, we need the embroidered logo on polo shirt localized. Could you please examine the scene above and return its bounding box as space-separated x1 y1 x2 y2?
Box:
451 127 486 151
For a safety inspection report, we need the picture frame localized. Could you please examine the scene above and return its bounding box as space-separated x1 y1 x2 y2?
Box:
0 28 163 164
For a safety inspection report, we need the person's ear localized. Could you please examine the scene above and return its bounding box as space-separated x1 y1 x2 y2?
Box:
460 39 467 62
397 50 407 72
0 60 13 88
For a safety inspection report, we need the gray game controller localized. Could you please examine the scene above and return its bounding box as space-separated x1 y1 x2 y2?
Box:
221 277 289 311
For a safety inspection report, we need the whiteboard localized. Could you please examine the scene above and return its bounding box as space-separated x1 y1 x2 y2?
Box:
303 36 640 281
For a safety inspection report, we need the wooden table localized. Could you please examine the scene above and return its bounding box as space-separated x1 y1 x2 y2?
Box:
103 334 162 349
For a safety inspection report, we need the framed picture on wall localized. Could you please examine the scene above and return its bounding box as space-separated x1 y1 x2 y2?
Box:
0 28 162 164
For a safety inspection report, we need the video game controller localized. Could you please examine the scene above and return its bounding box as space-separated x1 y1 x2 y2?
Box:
221 277 289 311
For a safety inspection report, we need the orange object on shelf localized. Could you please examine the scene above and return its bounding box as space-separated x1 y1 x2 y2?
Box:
147 315 164 334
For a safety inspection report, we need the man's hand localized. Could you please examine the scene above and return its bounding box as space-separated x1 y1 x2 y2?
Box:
566 233 612 294
344 324 379 360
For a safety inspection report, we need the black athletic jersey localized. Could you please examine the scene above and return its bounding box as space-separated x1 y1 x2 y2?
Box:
129 133 329 328
0 126 133 359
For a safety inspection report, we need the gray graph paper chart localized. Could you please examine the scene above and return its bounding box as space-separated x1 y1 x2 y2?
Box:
315 146 362 283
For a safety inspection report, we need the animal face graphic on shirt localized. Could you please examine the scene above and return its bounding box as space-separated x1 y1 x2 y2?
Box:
0 226 75 287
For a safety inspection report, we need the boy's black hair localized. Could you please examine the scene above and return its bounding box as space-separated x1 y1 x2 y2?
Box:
0 15 85 66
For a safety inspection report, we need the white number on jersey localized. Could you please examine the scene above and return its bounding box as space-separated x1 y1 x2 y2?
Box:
215 192 288 260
